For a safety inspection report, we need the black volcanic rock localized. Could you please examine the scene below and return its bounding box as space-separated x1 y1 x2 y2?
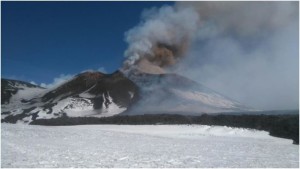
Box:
42 71 139 108
42 71 106 102
87 71 140 108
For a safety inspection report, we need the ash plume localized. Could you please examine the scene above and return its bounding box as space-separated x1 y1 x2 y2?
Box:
122 2 298 110
122 5 199 74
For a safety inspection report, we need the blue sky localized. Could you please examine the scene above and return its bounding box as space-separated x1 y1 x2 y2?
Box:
2 1 173 84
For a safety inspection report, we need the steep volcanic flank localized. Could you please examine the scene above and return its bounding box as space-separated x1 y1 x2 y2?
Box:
42 71 106 102
1 71 139 123
41 71 139 108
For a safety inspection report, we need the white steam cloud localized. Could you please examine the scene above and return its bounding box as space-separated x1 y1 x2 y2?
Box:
123 2 299 110
41 67 108 89
40 74 73 88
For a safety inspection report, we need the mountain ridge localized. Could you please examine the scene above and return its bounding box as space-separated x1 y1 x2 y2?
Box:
1 71 139 123
2 70 251 123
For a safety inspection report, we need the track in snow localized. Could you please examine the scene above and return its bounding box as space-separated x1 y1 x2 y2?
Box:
1 124 298 167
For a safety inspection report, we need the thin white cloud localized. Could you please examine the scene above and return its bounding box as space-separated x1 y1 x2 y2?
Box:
97 67 107 73
40 74 73 89
40 67 107 89
30 81 37 85
80 67 107 74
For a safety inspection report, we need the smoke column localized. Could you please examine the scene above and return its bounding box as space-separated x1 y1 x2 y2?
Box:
122 5 200 74
123 2 298 110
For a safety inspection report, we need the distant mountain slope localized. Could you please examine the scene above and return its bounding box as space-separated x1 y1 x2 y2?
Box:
123 70 250 115
1 71 139 123
1 78 45 105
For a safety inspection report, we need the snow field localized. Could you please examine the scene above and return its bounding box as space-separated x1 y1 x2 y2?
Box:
1 124 298 168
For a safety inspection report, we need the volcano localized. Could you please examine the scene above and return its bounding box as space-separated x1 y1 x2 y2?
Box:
1 71 139 123
1 70 249 124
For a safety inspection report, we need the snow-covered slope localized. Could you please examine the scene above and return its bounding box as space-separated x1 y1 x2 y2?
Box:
2 124 298 168
124 70 250 115
1 71 139 123
1 78 46 105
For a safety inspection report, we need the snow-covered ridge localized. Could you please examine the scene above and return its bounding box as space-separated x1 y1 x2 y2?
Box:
3 81 47 104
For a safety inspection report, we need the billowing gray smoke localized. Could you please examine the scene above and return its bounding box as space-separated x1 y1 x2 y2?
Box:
122 5 200 74
123 2 299 110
